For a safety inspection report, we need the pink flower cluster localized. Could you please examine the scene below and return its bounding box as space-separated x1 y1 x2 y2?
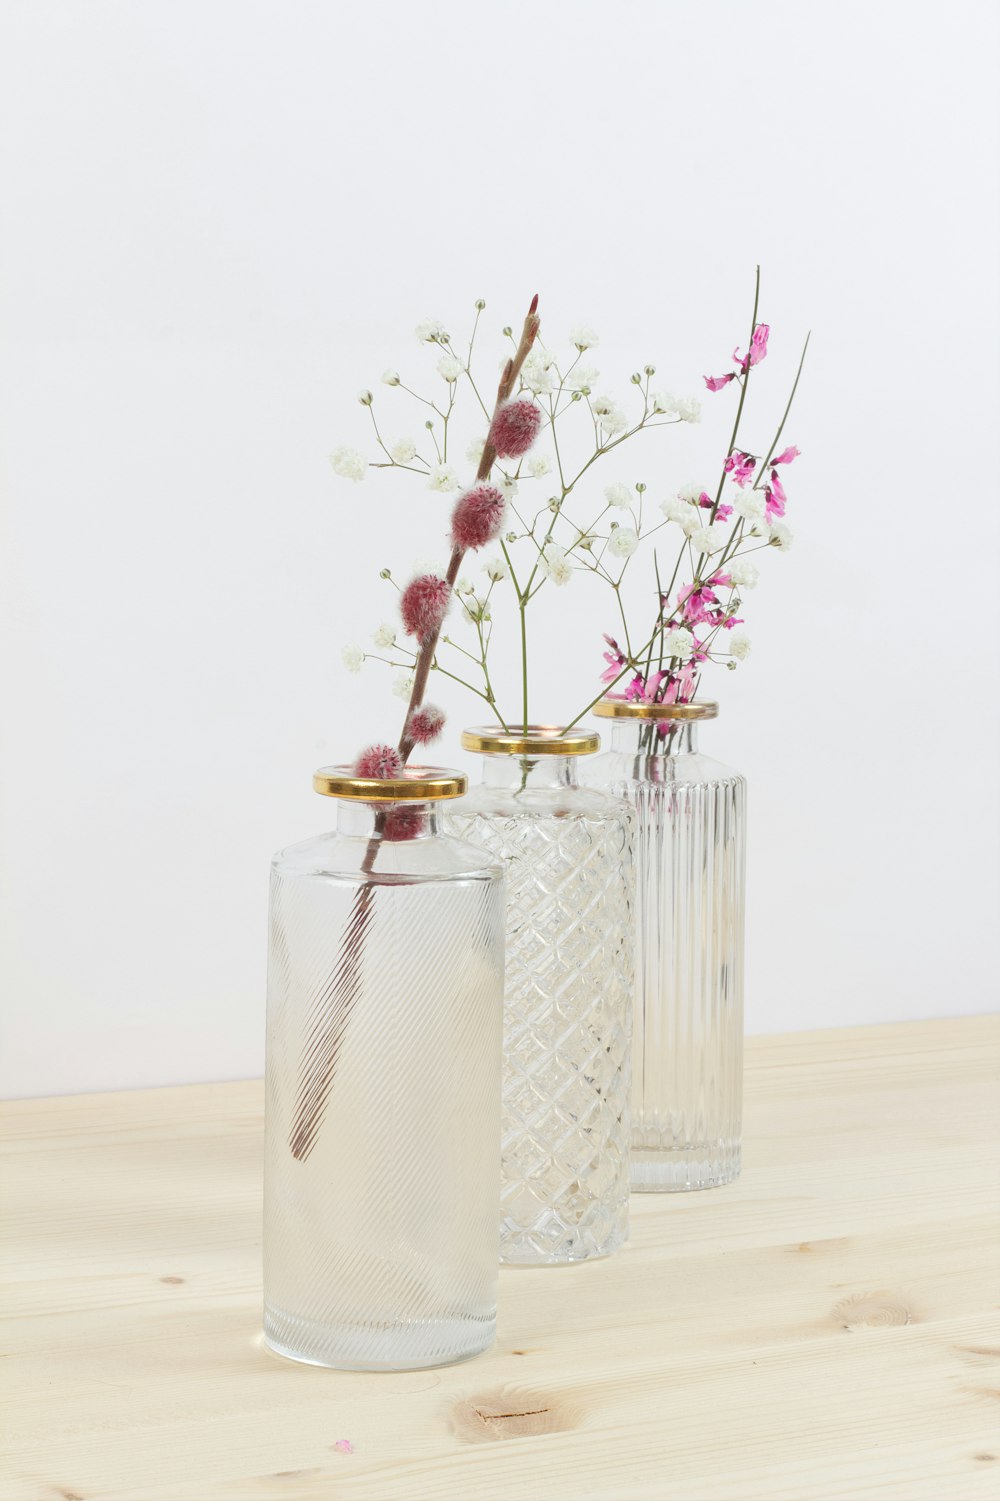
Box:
704 323 770 390
678 573 743 631
451 484 506 551
489 398 542 459
406 703 445 745
400 573 451 640
763 445 799 520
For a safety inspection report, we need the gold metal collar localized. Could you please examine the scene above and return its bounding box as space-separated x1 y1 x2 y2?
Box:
313 765 468 801
592 699 719 722
461 724 600 756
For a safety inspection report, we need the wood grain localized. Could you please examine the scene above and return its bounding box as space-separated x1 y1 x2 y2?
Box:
2 1016 998 1501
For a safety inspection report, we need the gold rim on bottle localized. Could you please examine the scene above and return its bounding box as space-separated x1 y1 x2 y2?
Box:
312 765 468 801
592 699 719 722
460 724 600 756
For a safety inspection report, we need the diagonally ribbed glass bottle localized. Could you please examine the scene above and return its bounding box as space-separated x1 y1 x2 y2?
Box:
444 726 634 1264
584 700 745 1191
263 764 506 1370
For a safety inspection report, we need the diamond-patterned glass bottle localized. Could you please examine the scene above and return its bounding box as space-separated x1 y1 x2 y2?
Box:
263 764 506 1370
585 700 745 1191
444 726 634 1265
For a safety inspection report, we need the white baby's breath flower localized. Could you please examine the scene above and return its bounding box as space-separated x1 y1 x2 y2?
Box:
357 389 373 406
728 558 760 588
650 391 676 415
329 446 366 482
381 369 401 386
415 319 446 343
569 324 599 350
529 455 552 477
497 474 518 501
521 348 558 394
436 352 464 382
541 542 573 586
372 623 396 649
734 487 767 521
565 363 599 392
605 482 633 509
729 631 752 661
427 463 460 492
466 436 486 465
455 575 475 595
483 555 509 582
692 525 729 555
660 496 702 537
677 482 705 503
661 627 695 661
461 592 489 623
607 526 639 559
768 521 794 551
342 643 364 673
392 671 416 699
390 437 417 464
592 394 627 436
674 394 702 423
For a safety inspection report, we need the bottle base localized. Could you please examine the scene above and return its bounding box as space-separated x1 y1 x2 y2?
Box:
262 1303 496 1371
500 1222 628 1265
630 1146 741 1193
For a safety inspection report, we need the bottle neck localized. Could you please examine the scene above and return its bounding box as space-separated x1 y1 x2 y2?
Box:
335 801 440 837
609 720 700 756
480 752 583 789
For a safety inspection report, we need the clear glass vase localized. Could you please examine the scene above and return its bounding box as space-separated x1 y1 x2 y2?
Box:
585 701 745 1191
444 726 634 1265
263 765 506 1370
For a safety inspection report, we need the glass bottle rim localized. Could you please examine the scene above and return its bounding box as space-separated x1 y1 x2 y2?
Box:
313 765 467 801
593 698 718 722
461 724 600 756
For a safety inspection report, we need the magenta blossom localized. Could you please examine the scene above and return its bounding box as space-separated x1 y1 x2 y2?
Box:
734 323 770 372
724 450 756 488
406 703 446 745
763 444 799 520
698 492 732 519
704 372 736 392
600 633 628 684
400 573 451 639
451 483 506 551
489 398 542 459
355 744 403 779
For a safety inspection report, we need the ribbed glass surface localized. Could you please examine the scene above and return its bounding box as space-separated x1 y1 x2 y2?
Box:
585 723 745 1191
446 755 634 1264
263 811 505 1369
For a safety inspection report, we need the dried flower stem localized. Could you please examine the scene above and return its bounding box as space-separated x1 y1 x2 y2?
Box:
397 296 541 759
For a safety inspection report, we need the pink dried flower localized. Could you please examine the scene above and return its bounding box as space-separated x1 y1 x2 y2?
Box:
451 484 506 551
489 398 542 459
772 445 800 466
698 492 733 520
332 1439 354 1455
600 633 628 683
734 323 770 372
400 574 451 639
724 450 756 488
704 372 736 392
355 744 403 779
406 703 446 745
383 805 426 841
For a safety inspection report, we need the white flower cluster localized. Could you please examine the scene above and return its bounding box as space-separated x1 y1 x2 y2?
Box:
541 541 572 585
691 524 728 555
436 352 463 383
483 555 508 582
728 559 759 588
342 643 364 673
391 437 417 464
330 446 366 482
372 623 396 649
569 324 599 351
661 626 695 660
729 631 752 661
521 347 560 395
650 391 700 422
592 394 627 437
415 319 446 343
427 463 460 492
660 493 702 537
566 364 599 392
605 482 632 509
607 525 639 559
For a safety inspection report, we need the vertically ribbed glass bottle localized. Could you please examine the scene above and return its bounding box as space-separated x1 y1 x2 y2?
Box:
444 726 634 1264
585 701 745 1191
263 765 506 1370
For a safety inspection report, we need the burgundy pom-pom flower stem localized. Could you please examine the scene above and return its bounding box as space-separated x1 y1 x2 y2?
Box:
289 294 540 1160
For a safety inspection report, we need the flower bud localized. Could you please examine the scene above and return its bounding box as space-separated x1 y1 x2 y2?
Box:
644 364 656 377
502 326 512 337
379 568 392 580
357 389 373 405
630 372 642 385
475 298 486 310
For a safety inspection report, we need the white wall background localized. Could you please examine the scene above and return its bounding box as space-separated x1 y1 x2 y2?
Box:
2 0 998 1098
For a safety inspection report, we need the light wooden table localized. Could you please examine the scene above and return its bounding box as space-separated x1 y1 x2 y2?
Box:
3 1016 999 1501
